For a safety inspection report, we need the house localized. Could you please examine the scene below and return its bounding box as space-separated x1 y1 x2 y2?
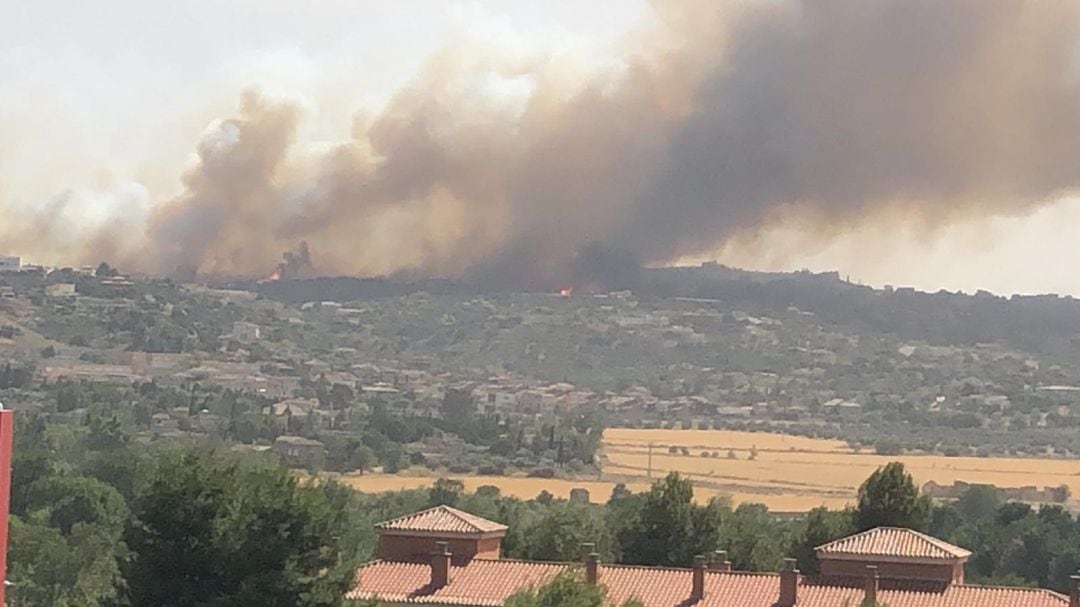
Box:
229 321 261 344
263 398 320 425
150 412 180 435
814 527 970 584
45 283 77 298
569 488 591 504
272 436 325 469
348 507 1071 606
0 257 20 273
373 505 508 565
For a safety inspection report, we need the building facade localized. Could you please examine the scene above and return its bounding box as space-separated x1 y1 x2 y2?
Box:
0 257 20 273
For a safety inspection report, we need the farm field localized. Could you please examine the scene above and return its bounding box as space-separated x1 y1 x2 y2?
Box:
335 472 842 511
603 428 1080 511
335 429 1080 512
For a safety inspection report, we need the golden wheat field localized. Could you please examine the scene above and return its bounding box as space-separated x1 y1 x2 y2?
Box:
335 428 1080 512
603 428 1080 510
338 474 658 502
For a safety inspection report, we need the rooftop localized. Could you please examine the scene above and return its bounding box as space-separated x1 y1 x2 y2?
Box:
816 527 973 561
347 558 1066 607
375 505 509 536
273 435 325 447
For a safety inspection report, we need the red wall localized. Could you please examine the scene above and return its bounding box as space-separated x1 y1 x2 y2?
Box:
0 410 14 606
377 533 501 564
820 557 962 584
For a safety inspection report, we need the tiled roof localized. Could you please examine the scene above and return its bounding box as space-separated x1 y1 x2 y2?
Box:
816 527 972 560
348 559 564 605
347 559 1067 607
375 505 509 536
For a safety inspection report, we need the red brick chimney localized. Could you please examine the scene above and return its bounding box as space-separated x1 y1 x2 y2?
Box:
431 541 451 589
692 555 707 600
1070 574 1079 607
585 552 600 585
709 550 731 572
779 558 799 606
864 565 880 605
579 543 600 585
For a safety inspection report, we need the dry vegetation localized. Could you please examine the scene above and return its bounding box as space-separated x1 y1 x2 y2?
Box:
602 428 1080 510
340 428 1080 512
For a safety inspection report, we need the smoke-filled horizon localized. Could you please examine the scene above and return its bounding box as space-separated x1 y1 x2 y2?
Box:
4 0 1080 290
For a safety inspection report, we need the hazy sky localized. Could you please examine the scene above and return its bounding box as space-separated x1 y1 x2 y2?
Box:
3 1 1080 296
1 1 645 196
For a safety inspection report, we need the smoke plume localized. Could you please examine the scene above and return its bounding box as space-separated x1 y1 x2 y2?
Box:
8 0 1080 288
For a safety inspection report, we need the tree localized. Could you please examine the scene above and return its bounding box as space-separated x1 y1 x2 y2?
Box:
442 388 475 423
7 516 124 607
954 485 1002 521
505 571 643 607
608 483 632 504
95 262 118 278
616 473 698 566
854 462 931 532
791 507 853 574
521 504 613 562
122 450 357 607
28 474 129 538
428 478 465 507
11 450 55 517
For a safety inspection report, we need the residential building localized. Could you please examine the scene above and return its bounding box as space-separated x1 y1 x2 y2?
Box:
230 321 261 344
814 527 969 584
0 257 20 273
271 436 325 469
45 283 77 298
348 507 1071 606
373 505 508 565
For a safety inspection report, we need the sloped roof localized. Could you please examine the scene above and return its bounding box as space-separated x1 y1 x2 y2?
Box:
816 527 972 561
375 505 509 536
347 559 1066 607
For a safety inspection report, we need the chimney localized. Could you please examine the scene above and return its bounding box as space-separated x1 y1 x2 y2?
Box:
580 543 599 585
709 550 731 572
692 554 707 601
779 558 799 607
864 565 879 605
586 555 600 585
1070 574 1079 607
431 541 451 589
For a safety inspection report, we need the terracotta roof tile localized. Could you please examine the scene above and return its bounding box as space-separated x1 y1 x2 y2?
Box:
375 505 509 535
348 559 1066 607
348 559 563 605
816 527 972 560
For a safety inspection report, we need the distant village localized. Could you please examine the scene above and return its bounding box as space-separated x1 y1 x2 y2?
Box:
5 253 1080 474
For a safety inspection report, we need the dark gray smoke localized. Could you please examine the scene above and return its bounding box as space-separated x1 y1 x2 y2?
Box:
274 241 314 280
10 0 1080 288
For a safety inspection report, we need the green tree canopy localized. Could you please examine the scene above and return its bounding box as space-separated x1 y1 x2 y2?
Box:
28 474 129 538
854 462 932 532
520 503 613 562
615 472 699 566
505 571 643 607
954 485 1002 521
428 478 465 507
7 516 124 607
791 506 854 574
122 450 359 607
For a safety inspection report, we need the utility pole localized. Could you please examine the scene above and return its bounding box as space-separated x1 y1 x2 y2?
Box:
647 442 653 479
